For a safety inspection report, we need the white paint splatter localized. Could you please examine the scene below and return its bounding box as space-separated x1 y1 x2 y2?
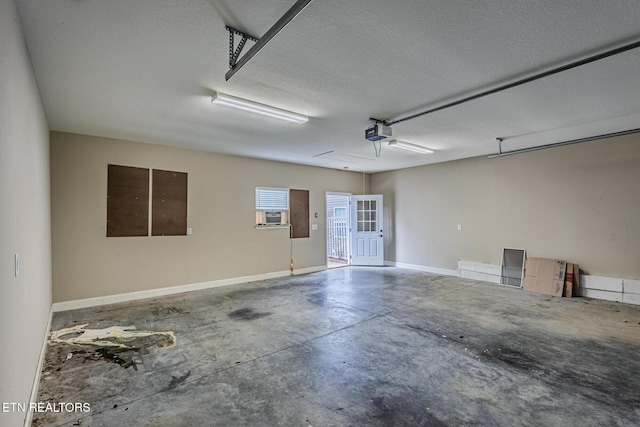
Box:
50 324 175 349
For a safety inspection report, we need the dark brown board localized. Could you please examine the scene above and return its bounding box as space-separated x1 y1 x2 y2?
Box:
152 169 188 236
290 189 309 239
107 165 149 237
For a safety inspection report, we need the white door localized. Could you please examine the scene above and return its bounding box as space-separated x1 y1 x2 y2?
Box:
351 195 384 266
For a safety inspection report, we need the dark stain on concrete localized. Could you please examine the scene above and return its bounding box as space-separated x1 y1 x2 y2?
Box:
228 308 271 321
307 291 329 306
166 370 191 390
94 348 138 370
404 323 462 344
151 306 187 315
365 394 449 426
482 346 538 372
475 337 640 413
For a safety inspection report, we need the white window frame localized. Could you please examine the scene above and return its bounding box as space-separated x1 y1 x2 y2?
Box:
256 187 290 228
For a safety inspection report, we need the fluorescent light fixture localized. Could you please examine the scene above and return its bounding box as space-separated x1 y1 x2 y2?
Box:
211 91 308 124
388 139 434 154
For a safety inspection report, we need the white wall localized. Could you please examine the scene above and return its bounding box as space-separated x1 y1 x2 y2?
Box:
50 132 365 302
0 1 52 426
371 133 640 280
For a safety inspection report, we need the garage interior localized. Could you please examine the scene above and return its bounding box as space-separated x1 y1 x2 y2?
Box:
2 1 640 426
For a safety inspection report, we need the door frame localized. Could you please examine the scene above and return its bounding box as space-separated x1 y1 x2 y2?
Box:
325 192 352 268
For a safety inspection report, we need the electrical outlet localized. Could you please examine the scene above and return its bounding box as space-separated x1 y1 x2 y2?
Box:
15 253 19 277
311 224 318 231
457 224 462 231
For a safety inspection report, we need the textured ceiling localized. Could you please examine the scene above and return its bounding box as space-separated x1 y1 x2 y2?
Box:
15 0 640 172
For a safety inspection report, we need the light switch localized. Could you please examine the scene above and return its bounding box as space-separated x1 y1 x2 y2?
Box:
187 227 192 235
311 224 318 231
457 224 462 231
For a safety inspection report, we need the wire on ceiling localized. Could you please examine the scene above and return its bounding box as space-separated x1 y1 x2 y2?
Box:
372 140 382 158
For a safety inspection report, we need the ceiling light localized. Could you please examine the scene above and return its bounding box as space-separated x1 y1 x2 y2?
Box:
388 140 434 154
211 91 308 124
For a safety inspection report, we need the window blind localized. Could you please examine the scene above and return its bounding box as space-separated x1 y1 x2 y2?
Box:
256 187 289 211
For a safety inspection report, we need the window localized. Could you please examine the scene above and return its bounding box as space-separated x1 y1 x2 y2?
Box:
255 187 309 237
334 207 347 219
357 199 377 232
256 187 289 226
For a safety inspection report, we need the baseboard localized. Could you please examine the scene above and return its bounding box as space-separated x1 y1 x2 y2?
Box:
293 265 326 275
579 275 640 305
580 288 622 302
385 261 458 277
458 261 502 284
24 305 53 427
457 261 640 306
52 266 326 312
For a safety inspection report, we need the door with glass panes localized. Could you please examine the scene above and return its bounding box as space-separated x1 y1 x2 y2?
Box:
350 195 384 266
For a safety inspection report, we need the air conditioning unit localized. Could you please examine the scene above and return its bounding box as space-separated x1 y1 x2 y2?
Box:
264 211 282 225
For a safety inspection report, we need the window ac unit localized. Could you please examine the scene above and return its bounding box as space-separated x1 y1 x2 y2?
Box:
264 211 282 225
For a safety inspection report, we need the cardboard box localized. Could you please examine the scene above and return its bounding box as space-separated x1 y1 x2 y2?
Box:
564 263 574 298
562 263 581 297
523 257 566 297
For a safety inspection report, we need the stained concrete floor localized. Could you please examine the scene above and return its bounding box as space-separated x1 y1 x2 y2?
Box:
35 267 640 426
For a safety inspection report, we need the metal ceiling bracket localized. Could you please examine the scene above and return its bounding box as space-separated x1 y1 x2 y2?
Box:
226 26 259 69
369 117 388 126
488 127 640 158
225 0 313 81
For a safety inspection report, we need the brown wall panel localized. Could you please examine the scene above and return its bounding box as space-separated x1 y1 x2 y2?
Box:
107 165 149 237
152 169 187 236
290 189 309 238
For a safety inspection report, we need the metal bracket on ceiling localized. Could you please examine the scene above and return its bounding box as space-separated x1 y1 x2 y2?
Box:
226 26 259 70
369 117 389 126
224 0 314 81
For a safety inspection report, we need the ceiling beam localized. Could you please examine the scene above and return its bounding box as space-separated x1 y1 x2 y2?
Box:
386 37 640 126
488 127 640 158
225 0 313 81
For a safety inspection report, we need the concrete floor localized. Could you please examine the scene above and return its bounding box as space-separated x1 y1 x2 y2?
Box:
35 267 640 426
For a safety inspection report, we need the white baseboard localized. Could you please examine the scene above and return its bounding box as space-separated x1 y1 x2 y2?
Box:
623 292 640 305
581 275 623 293
293 265 326 275
385 261 458 277
458 261 502 284
623 278 640 294
24 305 53 427
52 266 326 312
455 260 640 307
579 275 640 305
580 288 622 302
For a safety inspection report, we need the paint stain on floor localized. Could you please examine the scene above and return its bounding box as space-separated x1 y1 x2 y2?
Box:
50 324 176 349
43 324 176 372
